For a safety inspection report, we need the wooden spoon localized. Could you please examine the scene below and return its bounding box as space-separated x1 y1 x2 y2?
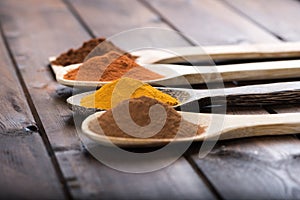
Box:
133 42 300 64
56 60 300 88
67 81 300 115
81 111 300 147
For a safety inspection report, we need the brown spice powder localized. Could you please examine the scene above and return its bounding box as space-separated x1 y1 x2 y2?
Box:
52 38 136 66
89 96 205 139
63 51 163 81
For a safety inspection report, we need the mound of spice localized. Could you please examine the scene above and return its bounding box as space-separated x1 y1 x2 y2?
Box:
89 96 204 139
51 38 136 66
63 51 163 81
80 77 179 110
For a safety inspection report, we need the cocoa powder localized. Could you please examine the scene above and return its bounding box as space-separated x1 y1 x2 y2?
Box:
52 38 135 66
89 96 205 139
63 51 163 81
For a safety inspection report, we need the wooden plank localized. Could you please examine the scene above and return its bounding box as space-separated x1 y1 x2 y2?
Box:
0 0 217 199
4 0 299 199
143 0 300 198
59 0 218 198
224 0 300 41
0 26 65 199
66 0 170 36
142 0 279 45
56 150 216 200
191 107 300 199
66 0 190 47
0 37 33 130
0 133 66 199
0 0 91 150
224 0 300 121
49 1 300 196
193 135 300 199
226 0 300 125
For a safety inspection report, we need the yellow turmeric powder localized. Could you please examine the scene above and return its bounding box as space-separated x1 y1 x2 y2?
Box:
80 77 179 109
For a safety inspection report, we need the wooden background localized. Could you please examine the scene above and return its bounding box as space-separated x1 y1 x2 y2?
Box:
0 0 300 199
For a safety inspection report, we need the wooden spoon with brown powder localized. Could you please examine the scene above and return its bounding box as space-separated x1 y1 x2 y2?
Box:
81 96 300 148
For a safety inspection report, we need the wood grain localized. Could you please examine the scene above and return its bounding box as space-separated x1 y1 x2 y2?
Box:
142 0 279 45
66 0 190 47
0 23 65 199
56 150 216 200
198 81 300 107
193 136 300 199
0 0 217 199
224 0 300 41
224 0 300 126
0 34 33 131
135 42 300 64
191 107 300 199
269 106 300 140
142 2 300 197
62 1 300 199
224 0 300 117
60 0 220 198
0 0 91 149
0 133 66 199
2 0 300 199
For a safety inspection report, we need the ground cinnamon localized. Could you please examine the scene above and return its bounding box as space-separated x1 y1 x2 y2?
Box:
63 51 163 81
52 38 136 66
89 96 205 139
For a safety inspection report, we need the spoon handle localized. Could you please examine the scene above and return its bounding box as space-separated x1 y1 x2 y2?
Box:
215 60 300 82
193 81 300 107
156 42 300 64
151 59 300 85
218 113 300 140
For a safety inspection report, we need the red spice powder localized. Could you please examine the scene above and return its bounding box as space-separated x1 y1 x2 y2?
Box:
63 51 163 81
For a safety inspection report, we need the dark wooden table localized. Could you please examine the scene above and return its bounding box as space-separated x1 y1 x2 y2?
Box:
1 0 300 199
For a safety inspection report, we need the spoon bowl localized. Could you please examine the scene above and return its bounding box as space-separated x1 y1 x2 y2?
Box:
67 81 300 115
67 87 193 116
54 58 300 88
81 111 300 147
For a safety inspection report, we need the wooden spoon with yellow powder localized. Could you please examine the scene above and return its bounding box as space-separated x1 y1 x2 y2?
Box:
81 77 179 109
67 78 185 115
68 79 300 116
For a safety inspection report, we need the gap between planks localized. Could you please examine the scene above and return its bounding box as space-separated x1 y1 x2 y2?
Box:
58 1 300 198
0 0 219 198
138 0 195 45
219 0 286 41
62 1 229 197
0 20 73 200
56 0 300 197
184 155 223 200
62 0 96 38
